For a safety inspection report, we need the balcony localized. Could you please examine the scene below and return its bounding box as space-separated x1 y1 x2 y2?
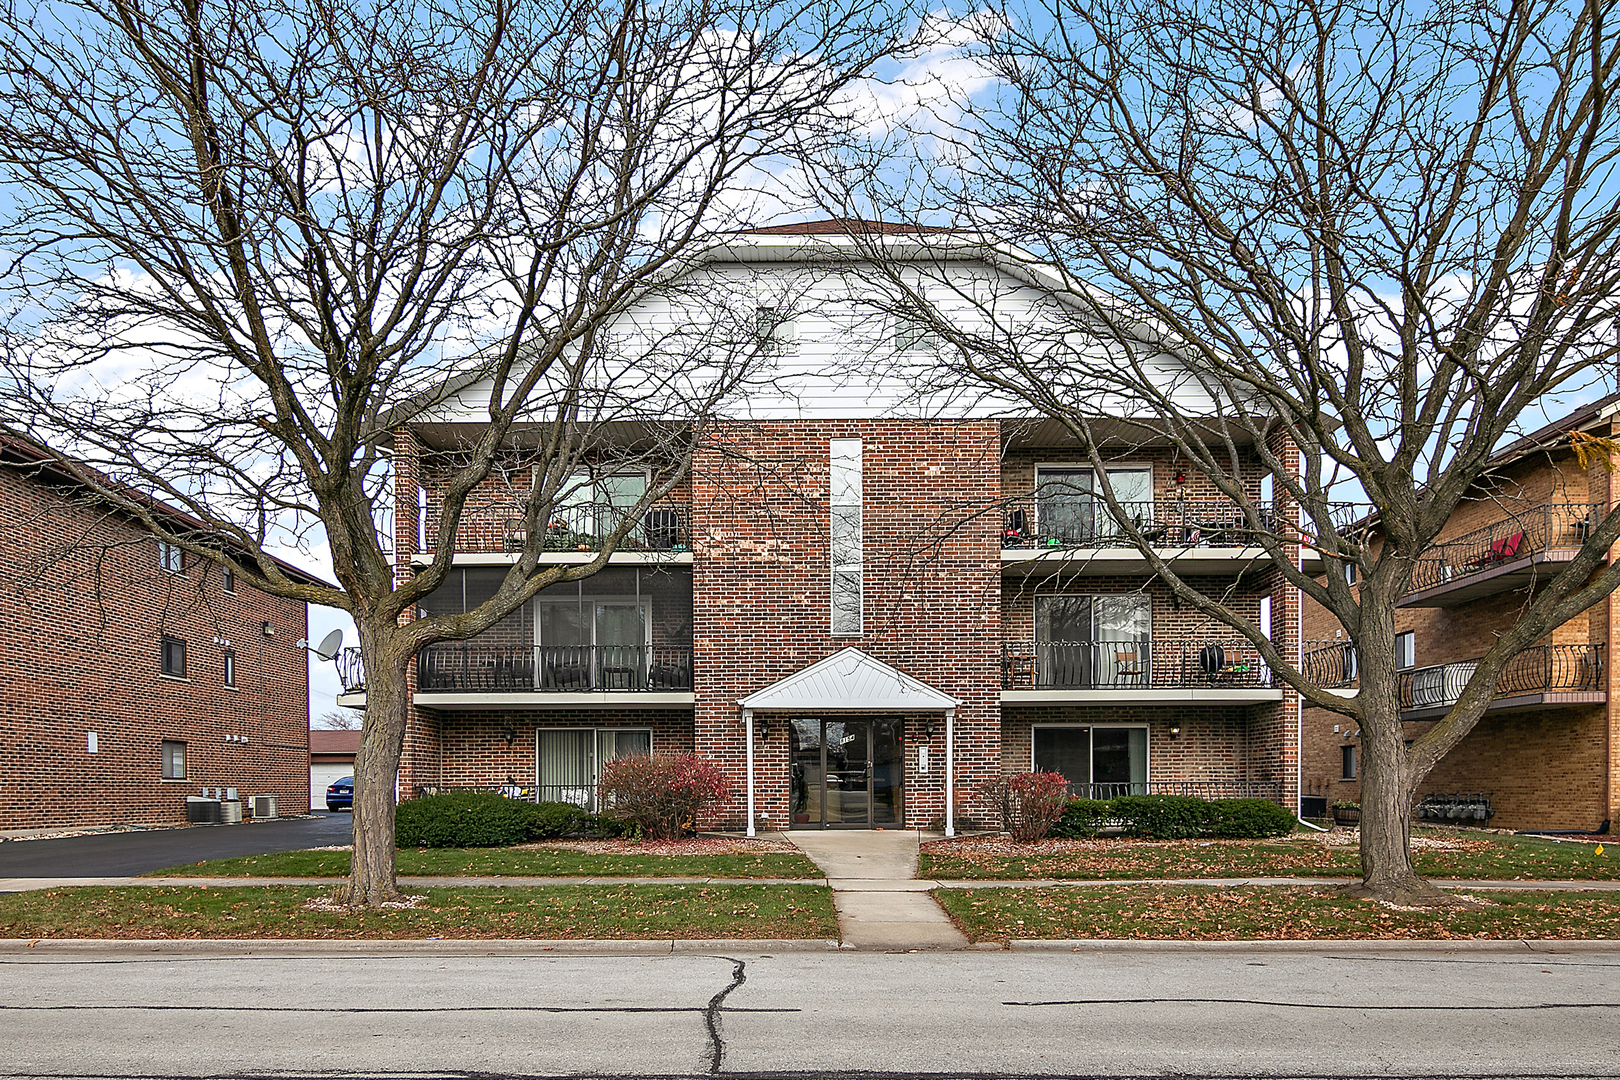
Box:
414 501 692 565
1400 503 1599 608
1302 640 1359 689
1000 496 1324 575
1001 639 1283 704
1398 644 1604 720
335 644 696 709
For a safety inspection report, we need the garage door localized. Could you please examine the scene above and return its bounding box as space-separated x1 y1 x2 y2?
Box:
311 763 352 809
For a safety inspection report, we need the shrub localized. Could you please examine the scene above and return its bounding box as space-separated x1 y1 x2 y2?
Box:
1208 798 1297 838
395 790 533 848
1051 797 1112 839
1109 794 1213 839
979 771 1072 842
597 753 733 841
527 800 588 840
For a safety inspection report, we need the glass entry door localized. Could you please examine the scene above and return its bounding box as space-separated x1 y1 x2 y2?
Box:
789 718 904 828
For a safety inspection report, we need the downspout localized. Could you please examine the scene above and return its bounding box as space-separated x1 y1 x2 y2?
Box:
743 709 755 838
1293 484 1325 833
945 708 956 838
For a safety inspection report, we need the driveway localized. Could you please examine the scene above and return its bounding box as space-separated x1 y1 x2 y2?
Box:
0 812 352 880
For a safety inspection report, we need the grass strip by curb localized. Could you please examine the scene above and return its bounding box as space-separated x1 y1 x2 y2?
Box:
0 884 838 940
919 831 1616 882
936 883 1620 941
147 848 823 880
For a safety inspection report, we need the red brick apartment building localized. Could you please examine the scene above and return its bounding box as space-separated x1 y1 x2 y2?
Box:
335 227 1313 831
1301 396 1620 832
0 430 322 829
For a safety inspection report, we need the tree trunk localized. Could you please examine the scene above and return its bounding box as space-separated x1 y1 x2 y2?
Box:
343 623 408 907
1349 690 1453 906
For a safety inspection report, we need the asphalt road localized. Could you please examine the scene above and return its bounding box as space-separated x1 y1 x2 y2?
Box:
0 812 352 879
1 942 1618 1078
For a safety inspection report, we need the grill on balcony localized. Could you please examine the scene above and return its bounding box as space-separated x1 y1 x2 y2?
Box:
1002 640 1272 690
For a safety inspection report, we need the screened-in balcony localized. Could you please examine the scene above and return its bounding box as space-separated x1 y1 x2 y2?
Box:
1398 644 1604 719
1400 503 1599 608
419 500 691 559
417 644 693 692
1001 638 1280 702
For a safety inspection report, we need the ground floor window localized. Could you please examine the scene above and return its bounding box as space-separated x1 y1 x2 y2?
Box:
1032 725 1147 797
536 727 651 811
1341 744 1357 780
161 740 187 780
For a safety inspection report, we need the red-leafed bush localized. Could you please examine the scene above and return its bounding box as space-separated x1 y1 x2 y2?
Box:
979 771 1072 842
597 753 734 841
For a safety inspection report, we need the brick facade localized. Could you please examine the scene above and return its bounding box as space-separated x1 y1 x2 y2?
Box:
0 454 313 829
1300 433 1620 831
394 418 1302 829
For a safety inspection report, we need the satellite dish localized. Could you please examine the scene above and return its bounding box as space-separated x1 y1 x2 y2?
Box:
297 629 345 661
311 628 344 661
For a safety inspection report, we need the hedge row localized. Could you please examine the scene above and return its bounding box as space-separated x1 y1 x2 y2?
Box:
1051 795 1296 840
395 791 613 848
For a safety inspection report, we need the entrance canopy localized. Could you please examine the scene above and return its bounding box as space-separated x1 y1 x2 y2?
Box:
738 647 960 713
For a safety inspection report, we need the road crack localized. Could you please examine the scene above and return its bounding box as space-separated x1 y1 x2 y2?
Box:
702 957 746 1073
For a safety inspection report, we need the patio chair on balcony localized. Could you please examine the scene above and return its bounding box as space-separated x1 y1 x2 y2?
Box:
1003 508 1031 548
1114 650 1146 686
1468 530 1525 570
644 509 683 550
503 518 528 553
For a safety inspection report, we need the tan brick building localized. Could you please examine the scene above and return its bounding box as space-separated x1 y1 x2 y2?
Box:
1301 396 1620 832
0 429 322 830
340 226 1312 831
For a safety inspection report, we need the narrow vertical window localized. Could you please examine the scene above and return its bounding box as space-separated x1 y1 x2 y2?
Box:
221 565 236 593
223 649 236 687
830 438 862 635
1341 744 1358 780
1395 631 1415 670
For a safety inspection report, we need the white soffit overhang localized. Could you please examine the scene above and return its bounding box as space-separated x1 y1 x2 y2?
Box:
738 647 961 712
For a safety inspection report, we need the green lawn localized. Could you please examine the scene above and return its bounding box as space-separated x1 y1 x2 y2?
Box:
919 830 1617 881
148 847 823 879
0 884 838 940
936 884 1620 941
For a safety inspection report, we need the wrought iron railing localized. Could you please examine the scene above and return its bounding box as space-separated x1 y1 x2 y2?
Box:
424 501 691 555
1001 496 1271 550
1408 503 1600 593
1398 643 1603 711
412 783 606 812
416 644 694 693
1302 640 1358 688
336 647 366 694
1002 639 1272 690
1062 779 1284 803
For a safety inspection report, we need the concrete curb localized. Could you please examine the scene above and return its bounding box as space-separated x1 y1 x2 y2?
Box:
1007 937 1620 953
0 937 843 957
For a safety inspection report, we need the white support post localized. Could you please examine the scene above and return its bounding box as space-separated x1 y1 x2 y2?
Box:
944 708 956 838
743 709 756 838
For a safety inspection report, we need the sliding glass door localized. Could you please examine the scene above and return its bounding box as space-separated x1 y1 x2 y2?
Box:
536 728 652 810
1034 594 1151 687
1034 466 1153 544
1033 726 1148 798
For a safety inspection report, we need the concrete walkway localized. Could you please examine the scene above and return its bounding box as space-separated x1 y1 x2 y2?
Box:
786 830 971 950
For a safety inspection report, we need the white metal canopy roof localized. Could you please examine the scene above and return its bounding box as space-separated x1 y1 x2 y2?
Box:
738 647 960 712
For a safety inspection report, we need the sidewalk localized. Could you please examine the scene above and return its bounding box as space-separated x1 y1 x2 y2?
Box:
786 831 973 950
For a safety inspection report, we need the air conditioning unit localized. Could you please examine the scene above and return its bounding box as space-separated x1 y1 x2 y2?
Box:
252 795 278 819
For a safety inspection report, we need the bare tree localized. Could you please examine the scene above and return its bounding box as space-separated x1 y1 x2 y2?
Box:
315 710 361 732
0 0 906 904
837 0 1620 902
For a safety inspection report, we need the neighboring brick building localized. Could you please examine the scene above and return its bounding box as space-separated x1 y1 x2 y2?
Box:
0 430 322 830
339 225 1311 831
1301 395 1620 832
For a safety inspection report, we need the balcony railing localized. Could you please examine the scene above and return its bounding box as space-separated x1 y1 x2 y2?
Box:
1302 640 1359 688
1408 503 1599 593
336 647 366 694
1398 643 1604 712
1002 496 1271 550
1002 639 1272 690
417 644 694 693
1063 780 1284 803
425 502 691 555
